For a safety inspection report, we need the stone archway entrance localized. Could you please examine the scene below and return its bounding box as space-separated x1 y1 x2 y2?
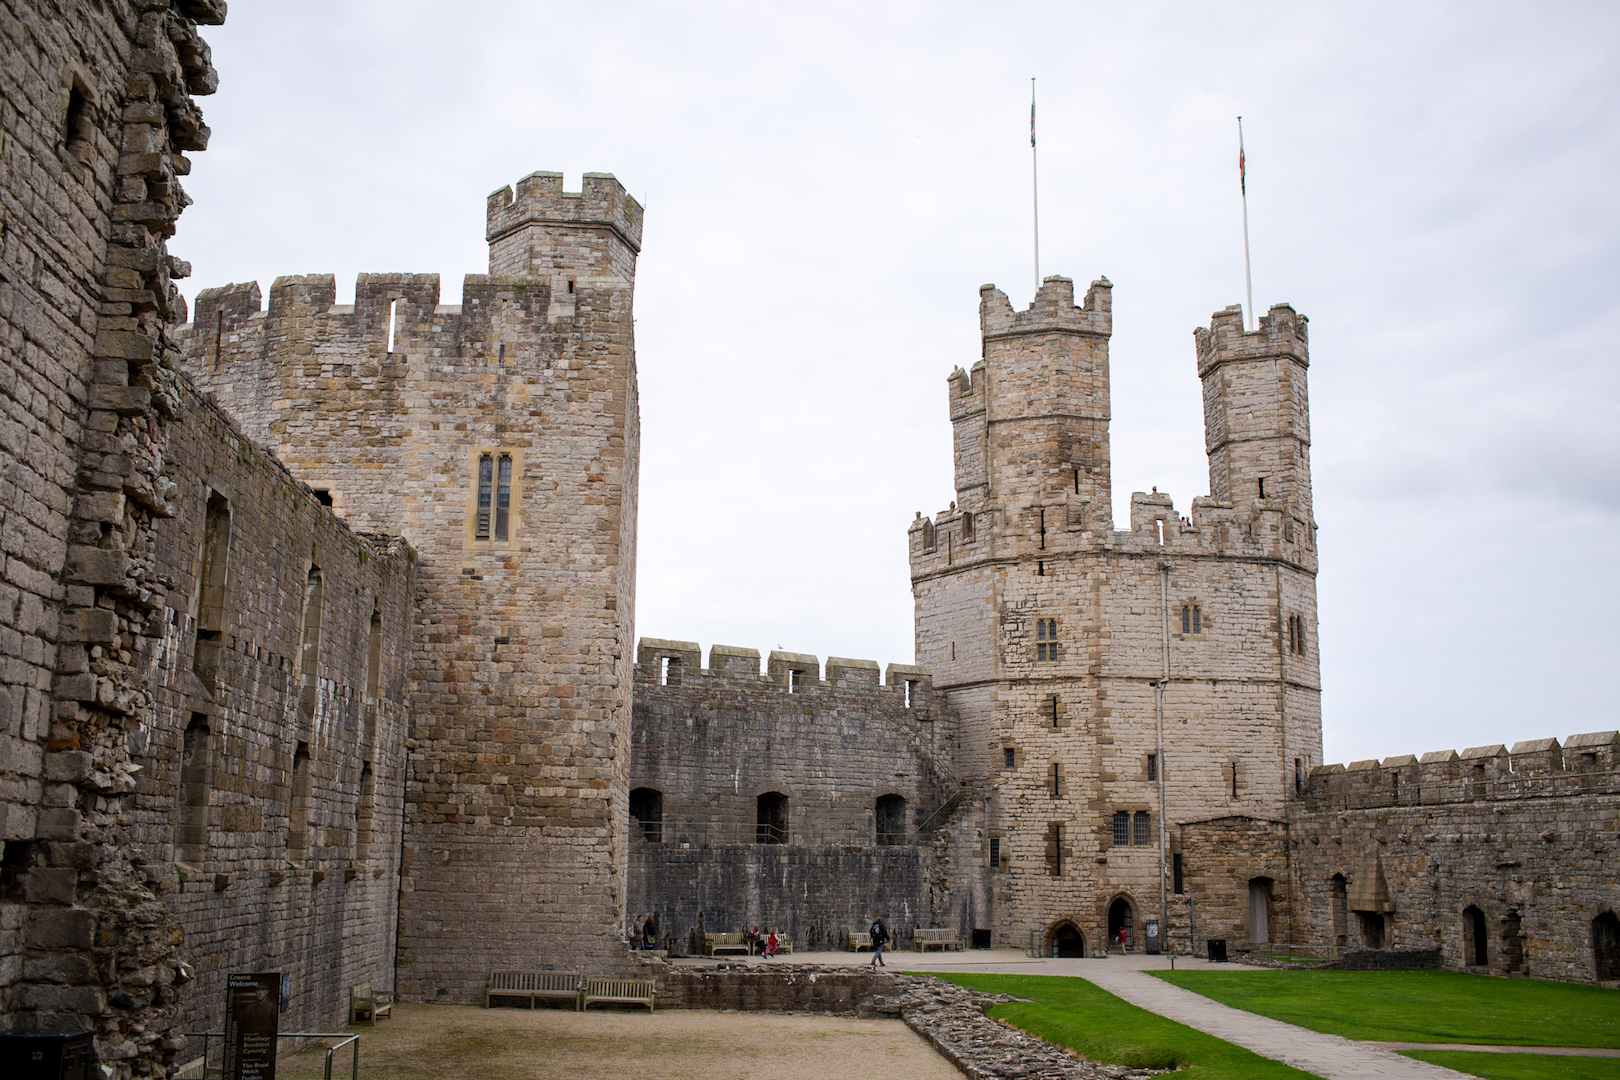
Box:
1107 897 1134 951
1048 922 1085 958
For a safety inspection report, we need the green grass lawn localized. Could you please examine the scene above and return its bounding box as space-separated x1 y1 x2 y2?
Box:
933 973 1317 1080
1405 1053 1620 1080
1151 969 1620 1048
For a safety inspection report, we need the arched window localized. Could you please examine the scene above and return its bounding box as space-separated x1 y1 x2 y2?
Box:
477 455 493 539
756 791 788 844
495 455 512 540
1463 905 1488 967
875 794 907 846
630 787 664 843
176 714 211 868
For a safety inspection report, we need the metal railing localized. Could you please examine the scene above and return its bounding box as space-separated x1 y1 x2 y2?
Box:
178 1032 359 1080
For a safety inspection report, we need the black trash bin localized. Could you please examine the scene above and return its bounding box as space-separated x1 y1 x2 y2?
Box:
1207 939 1228 963
0 1032 97 1080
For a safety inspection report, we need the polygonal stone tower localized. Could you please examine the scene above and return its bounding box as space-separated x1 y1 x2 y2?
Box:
186 171 644 997
911 279 1321 957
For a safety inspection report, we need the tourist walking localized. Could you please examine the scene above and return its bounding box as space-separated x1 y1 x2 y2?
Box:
869 916 888 967
764 928 779 958
630 915 643 951
643 912 659 950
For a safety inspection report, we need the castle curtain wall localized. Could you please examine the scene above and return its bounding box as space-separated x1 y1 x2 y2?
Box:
628 641 955 952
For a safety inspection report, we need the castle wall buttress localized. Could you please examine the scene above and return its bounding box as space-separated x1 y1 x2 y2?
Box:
182 172 645 1000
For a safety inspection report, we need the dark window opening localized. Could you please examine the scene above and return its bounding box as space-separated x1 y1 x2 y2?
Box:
1039 507 1047 549
1048 762 1061 798
62 81 93 154
1294 757 1303 795
477 455 493 539
299 566 324 690
1049 695 1060 728
1172 853 1184 894
1045 822 1063 877
961 511 974 542
989 837 1001 868
177 715 210 868
287 742 312 862
875 793 907 846
1230 761 1240 799
567 278 575 294
366 605 383 699
1147 754 1157 782
355 763 375 863
1357 911 1385 949
313 489 333 507
1074 470 1080 494
1464 905 1488 967
495 455 512 540
756 791 788 844
498 343 506 364
1038 561 1045 576
1133 811 1151 846
1004 747 1016 770
1258 477 1267 499
630 787 664 843
193 494 231 681
1112 811 1130 847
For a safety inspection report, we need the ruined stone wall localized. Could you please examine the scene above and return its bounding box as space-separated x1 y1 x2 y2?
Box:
910 283 1319 958
629 639 955 952
141 386 414 1041
182 172 645 1000
1292 733 1620 983
0 1 228 1073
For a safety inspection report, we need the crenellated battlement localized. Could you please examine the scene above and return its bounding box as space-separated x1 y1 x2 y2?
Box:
633 637 935 702
979 275 1112 340
1305 731 1620 811
486 171 644 275
1195 301 1308 377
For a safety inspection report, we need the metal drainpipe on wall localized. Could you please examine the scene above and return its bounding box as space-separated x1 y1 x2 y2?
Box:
1157 561 1170 953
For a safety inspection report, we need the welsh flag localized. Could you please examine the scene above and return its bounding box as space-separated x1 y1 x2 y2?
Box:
1030 98 1036 148
1240 146 1246 195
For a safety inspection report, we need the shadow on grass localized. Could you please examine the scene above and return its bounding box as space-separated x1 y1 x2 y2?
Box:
934 973 1316 1080
1151 970 1620 1048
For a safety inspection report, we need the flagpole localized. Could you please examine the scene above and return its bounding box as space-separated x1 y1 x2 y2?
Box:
1238 116 1253 331
1032 77 1040 290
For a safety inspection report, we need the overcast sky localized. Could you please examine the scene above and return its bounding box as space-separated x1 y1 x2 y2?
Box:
175 2 1620 767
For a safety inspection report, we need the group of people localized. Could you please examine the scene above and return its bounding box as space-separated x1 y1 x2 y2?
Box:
746 925 783 957
628 912 661 951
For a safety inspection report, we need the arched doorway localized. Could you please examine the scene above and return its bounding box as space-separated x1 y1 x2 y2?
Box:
1248 878 1273 944
1107 897 1135 952
1048 921 1085 958
1593 912 1620 981
1463 906 1487 967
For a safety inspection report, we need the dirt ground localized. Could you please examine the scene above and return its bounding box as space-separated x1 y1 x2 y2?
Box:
276 1002 964 1080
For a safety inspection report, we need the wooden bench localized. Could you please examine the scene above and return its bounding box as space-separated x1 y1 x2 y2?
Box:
704 932 750 956
486 970 583 1009
847 931 873 952
349 982 392 1025
581 977 656 1012
914 928 963 951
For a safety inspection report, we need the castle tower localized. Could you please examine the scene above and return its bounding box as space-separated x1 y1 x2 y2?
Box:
912 279 1320 960
184 172 645 998
1196 302 1312 522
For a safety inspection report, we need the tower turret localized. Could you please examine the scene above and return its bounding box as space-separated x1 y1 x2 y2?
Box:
486 170 644 284
1195 302 1311 522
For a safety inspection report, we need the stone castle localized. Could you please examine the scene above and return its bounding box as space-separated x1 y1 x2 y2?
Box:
0 4 1614 1076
